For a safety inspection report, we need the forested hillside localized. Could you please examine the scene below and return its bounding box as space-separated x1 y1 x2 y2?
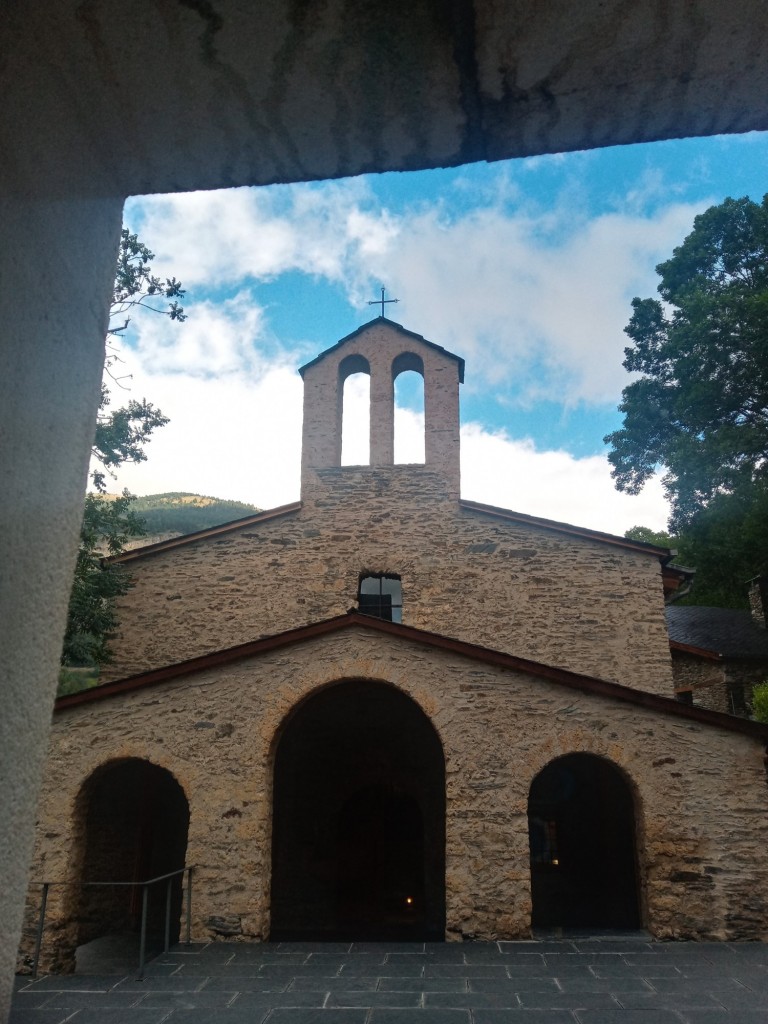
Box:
128 492 260 545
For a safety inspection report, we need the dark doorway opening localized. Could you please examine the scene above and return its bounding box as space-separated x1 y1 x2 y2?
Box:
75 759 190 953
528 753 640 930
270 680 445 941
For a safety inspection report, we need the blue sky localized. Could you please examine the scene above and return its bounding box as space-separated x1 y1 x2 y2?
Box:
111 131 768 534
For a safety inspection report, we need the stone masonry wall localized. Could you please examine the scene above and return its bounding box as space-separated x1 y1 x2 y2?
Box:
103 468 673 696
749 577 767 628
22 626 768 971
671 652 727 713
671 652 768 717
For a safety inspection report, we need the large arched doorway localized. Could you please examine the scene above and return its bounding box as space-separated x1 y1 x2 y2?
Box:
270 680 445 941
528 753 640 930
74 759 190 953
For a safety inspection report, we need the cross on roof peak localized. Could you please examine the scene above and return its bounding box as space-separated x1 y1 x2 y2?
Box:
368 286 399 318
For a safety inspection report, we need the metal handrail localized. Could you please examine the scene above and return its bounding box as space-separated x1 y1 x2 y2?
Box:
30 865 193 981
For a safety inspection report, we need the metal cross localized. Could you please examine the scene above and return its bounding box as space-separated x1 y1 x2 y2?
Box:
368 286 399 318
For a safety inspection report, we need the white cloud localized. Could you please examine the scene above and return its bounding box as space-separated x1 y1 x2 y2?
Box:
130 292 268 376
128 180 396 289
108 360 304 509
105 302 304 508
127 175 705 406
460 422 669 535
363 200 705 404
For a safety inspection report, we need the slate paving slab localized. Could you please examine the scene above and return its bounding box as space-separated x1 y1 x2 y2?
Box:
12 937 768 1022
67 1012 171 1024
679 1013 768 1023
9 1012 74 1024
473 1013 577 1023
163 1013 271 1024
265 1012 368 1024
376 977 468 992
36 991 144 1009
368 1012 471 1023
573 1013 684 1023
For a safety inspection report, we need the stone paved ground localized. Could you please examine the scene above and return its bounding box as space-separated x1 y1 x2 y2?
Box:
12 937 768 1023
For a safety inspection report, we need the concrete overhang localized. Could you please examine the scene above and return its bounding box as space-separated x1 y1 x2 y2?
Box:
3 1 768 200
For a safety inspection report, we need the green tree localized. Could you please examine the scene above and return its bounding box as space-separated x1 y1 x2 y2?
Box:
61 492 147 667
61 230 185 673
666 482 768 607
92 229 184 492
624 525 674 548
605 195 768 531
751 681 768 724
625 487 768 610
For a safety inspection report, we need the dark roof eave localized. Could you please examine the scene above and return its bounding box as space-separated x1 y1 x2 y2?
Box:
459 499 674 560
670 640 724 661
55 612 768 740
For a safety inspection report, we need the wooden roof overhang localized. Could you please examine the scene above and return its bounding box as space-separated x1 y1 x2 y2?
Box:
55 612 768 742
670 640 723 661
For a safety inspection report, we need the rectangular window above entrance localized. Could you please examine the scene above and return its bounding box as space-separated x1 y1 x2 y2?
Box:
358 574 402 623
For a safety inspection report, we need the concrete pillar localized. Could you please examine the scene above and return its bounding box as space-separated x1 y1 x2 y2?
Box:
0 196 123 1019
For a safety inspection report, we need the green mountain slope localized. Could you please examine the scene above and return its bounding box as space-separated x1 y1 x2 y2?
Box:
130 492 260 540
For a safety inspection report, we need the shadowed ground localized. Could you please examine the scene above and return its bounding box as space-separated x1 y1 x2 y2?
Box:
12 936 768 1022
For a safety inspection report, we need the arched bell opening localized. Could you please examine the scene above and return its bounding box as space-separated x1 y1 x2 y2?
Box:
392 352 425 464
528 753 640 931
72 758 190 959
270 679 445 941
339 353 371 466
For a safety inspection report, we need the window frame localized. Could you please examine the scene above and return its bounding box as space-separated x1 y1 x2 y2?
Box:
357 573 403 623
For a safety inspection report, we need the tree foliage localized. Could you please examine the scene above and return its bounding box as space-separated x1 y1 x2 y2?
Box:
605 195 768 531
624 525 673 548
672 481 768 607
751 680 768 724
626 477 768 609
91 229 184 492
61 230 185 672
61 492 147 667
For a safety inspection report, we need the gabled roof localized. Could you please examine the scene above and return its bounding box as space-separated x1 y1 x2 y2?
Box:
109 496 673 566
55 611 768 740
111 502 301 564
459 499 674 561
298 317 466 383
666 605 768 661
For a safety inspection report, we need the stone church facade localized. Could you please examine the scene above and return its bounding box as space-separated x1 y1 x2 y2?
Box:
21 319 768 970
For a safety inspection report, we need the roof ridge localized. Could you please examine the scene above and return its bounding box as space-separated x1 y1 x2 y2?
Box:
298 318 465 382
459 499 674 559
55 612 768 739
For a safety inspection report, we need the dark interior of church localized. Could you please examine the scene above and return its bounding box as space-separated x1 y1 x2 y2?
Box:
270 680 446 940
528 753 640 931
75 759 190 949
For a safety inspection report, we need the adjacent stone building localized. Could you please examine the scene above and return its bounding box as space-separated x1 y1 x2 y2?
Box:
668 586 768 714
21 318 768 971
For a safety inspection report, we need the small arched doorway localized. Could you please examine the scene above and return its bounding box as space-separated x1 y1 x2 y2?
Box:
270 680 445 941
74 759 190 952
528 753 640 930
